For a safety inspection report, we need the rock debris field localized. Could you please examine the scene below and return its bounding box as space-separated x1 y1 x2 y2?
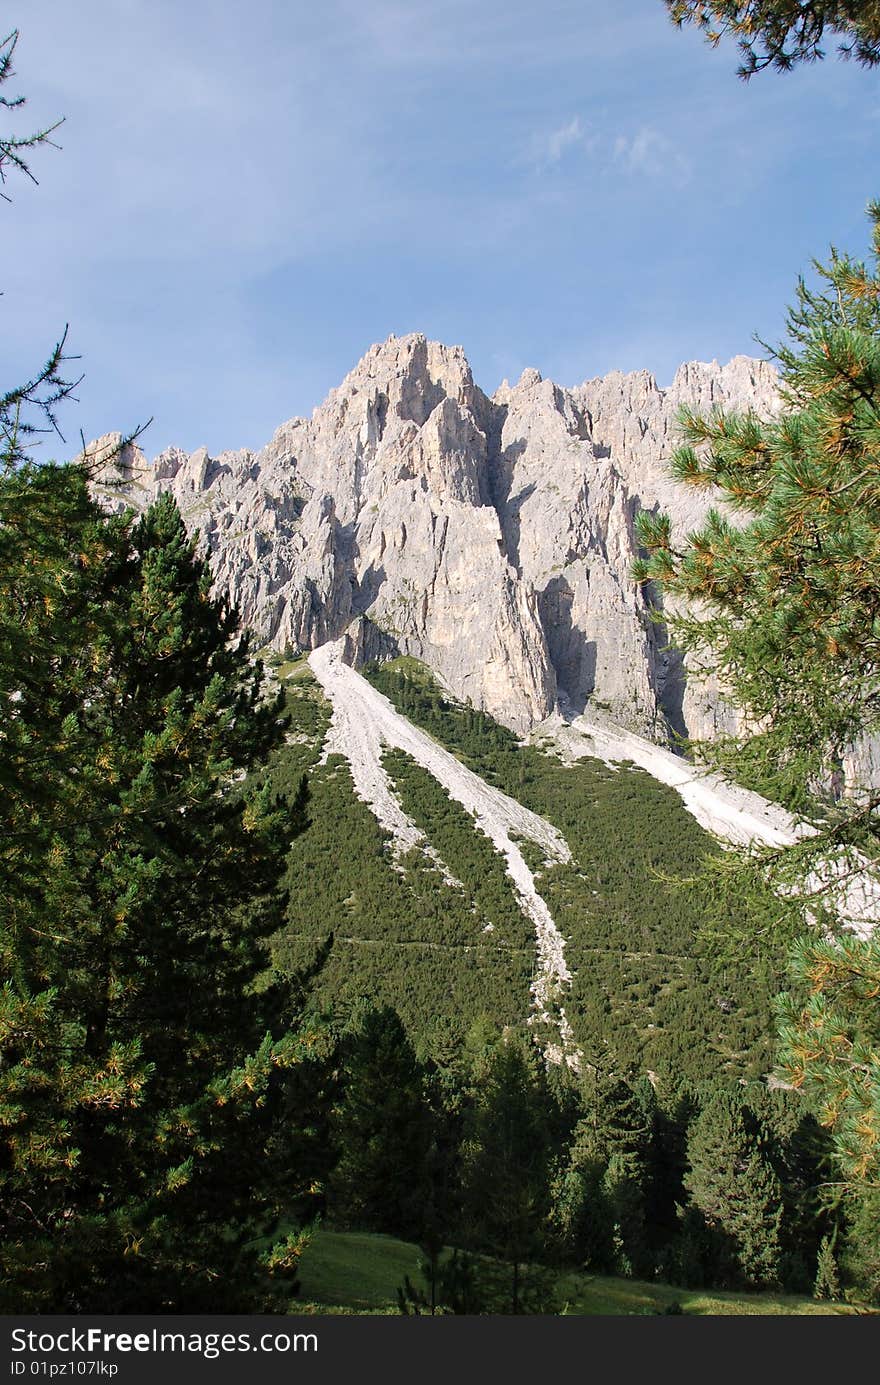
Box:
309 641 581 1066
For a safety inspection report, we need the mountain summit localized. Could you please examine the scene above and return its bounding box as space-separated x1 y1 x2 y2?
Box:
93 334 778 741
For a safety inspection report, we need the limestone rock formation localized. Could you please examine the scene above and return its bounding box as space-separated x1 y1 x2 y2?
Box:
91 333 779 740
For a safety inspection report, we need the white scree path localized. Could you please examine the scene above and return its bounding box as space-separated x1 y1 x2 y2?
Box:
318 661 462 886
309 641 581 1067
550 715 880 938
551 716 804 849
316 660 434 861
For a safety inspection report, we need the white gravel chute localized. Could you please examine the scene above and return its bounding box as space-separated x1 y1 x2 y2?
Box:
309 641 581 1067
551 715 879 938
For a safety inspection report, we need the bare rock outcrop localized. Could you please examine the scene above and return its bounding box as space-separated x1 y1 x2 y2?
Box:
90 333 781 741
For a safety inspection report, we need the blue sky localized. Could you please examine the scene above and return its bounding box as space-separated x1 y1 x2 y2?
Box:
3 1 879 456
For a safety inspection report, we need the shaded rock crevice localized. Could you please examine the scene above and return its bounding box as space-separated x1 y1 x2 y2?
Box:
92 333 779 743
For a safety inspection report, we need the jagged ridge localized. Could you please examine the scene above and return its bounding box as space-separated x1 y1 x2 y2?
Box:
91 333 778 742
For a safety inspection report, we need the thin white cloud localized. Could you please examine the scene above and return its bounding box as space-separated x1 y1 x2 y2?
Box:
612 126 691 185
523 119 690 184
525 116 598 171
546 117 587 164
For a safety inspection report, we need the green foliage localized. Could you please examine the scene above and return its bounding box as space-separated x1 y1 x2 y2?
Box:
777 932 880 1190
549 1072 664 1277
633 204 880 1204
667 1 880 76
395 1249 532 1315
841 1188 880 1302
0 475 326 1311
596 1075 653 1276
366 659 788 1085
383 748 533 948
239 667 849 1297
778 935 880 1285
814 1231 842 1300
328 1006 430 1240
684 1087 785 1288
260 680 533 1046
459 1032 554 1312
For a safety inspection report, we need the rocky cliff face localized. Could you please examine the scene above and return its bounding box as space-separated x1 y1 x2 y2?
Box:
92 333 778 739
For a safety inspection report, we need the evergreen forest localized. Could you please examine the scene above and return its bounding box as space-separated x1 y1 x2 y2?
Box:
4 8 880 1320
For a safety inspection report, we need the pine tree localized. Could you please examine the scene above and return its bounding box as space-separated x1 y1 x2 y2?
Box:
748 1088 829 1291
684 1087 785 1288
633 203 880 1201
410 1052 468 1313
328 1004 430 1241
840 1187 880 1302
549 1124 609 1270
559 1071 653 1275
599 1076 653 1276
0 479 325 1310
814 1231 842 1300
666 2 880 76
460 1031 552 1313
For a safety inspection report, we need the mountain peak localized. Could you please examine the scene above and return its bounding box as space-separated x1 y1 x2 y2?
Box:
318 333 479 428
97 335 781 745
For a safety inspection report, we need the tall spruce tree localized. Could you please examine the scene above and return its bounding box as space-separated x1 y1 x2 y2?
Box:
598 1076 652 1277
0 477 325 1310
549 1118 610 1270
557 1071 652 1276
840 1187 880 1300
814 1230 842 1299
684 1087 785 1287
460 1032 552 1313
328 1004 430 1241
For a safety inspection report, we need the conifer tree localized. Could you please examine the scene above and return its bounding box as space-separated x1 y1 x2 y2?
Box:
549 1123 608 1269
0 480 325 1310
411 1053 468 1313
840 1188 880 1300
556 1071 652 1275
598 1076 653 1276
460 1032 552 1313
633 203 880 1205
684 1087 785 1287
328 1004 430 1240
814 1231 842 1300
666 2 880 75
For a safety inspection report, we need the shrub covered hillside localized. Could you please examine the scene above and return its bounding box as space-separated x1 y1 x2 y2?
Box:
257 655 789 1088
251 663 532 1049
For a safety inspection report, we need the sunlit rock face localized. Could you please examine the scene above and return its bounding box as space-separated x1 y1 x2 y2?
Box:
92 333 779 741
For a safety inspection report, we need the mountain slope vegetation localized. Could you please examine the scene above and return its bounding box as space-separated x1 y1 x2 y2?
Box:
256 656 789 1088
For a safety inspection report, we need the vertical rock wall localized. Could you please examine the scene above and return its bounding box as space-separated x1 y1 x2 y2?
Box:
92 333 779 741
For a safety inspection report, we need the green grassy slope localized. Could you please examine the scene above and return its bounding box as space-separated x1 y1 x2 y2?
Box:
296 1230 859 1315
